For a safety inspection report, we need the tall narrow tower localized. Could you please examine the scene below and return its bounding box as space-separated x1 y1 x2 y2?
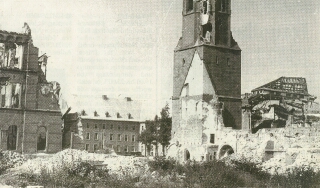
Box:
169 0 241 161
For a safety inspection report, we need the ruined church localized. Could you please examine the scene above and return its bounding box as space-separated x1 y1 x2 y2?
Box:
168 0 242 161
167 0 320 162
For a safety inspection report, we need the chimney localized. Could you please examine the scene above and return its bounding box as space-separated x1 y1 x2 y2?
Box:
125 97 132 101
102 95 108 100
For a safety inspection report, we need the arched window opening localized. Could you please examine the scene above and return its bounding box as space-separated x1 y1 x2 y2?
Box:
219 145 234 159
37 126 47 151
7 125 17 150
202 1 208 14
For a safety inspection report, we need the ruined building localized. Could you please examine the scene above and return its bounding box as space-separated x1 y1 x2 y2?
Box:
63 96 145 155
168 0 242 161
167 1 320 163
0 24 63 153
244 77 318 133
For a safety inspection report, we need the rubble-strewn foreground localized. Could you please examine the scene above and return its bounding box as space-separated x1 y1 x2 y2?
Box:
0 149 320 187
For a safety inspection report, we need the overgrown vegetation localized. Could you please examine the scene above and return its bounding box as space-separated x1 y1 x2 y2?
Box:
4 161 136 188
1 152 320 187
148 157 320 188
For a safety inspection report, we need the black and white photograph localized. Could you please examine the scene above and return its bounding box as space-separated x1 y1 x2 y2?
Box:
0 0 320 187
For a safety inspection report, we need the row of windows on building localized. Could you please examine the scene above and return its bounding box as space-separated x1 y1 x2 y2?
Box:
85 132 136 142
252 90 304 98
85 144 137 153
85 123 137 131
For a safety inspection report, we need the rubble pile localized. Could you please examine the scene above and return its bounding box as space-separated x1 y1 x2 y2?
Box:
219 126 320 175
11 149 148 177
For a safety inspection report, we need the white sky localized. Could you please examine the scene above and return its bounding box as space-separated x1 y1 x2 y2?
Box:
1 0 320 118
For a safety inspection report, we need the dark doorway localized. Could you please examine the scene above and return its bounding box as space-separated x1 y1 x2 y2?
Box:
37 126 46 151
7 125 17 150
210 134 215 144
219 145 234 159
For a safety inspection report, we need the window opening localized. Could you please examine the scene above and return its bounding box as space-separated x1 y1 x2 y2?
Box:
85 144 89 151
210 134 215 144
110 134 113 141
118 134 121 141
0 83 21 108
0 43 23 69
86 133 90 140
94 133 98 140
125 135 128 141
202 1 208 14
201 23 212 42
221 0 228 12
7 125 17 150
186 0 193 12
132 135 135 142
37 126 46 151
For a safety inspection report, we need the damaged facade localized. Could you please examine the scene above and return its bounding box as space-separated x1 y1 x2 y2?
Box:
167 0 320 163
244 77 318 133
0 24 63 153
63 96 145 155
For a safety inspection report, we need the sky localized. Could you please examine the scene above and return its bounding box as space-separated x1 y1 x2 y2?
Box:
1 0 320 118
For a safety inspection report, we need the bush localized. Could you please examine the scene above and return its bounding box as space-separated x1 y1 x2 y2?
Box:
148 156 184 175
183 160 247 188
271 167 320 188
5 161 110 187
229 157 270 180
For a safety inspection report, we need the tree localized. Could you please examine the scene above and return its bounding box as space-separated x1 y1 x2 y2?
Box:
139 103 172 156
158 103 172 156
138 120 156 156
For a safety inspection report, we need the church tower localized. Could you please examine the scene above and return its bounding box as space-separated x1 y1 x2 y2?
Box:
169 0 242 161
